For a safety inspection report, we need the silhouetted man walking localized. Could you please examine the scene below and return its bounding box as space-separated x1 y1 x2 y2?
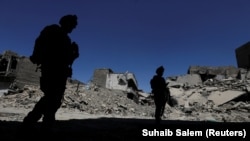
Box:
150 66 169 124
23 14 79 130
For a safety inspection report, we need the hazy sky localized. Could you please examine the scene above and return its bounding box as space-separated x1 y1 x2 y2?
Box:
1 0 250 92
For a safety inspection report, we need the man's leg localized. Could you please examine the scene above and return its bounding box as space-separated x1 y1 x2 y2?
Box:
23 97 47 123
41 89 64 130
154 96 162 124
22 96 46 128
160 97 168 117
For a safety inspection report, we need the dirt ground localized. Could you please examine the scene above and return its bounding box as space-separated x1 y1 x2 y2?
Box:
0 107 249 141
1 117 250 141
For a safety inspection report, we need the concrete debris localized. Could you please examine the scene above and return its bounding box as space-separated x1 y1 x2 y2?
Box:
176 74 202 86
207 90 246 106
0 51 250 122
0 71 250 122
188 65 240 80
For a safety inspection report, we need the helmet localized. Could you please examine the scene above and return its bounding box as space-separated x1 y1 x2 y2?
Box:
59 14 77 26
156 66 164 75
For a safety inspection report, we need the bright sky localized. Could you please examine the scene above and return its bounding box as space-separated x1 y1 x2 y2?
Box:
1 0 250 93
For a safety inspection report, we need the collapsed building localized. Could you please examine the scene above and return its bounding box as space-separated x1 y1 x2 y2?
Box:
92 68 138 91
0 50 40 90
91 68 151 104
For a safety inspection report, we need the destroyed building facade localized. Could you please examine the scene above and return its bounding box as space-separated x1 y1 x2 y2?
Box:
91 68 150 104
0 50 40 89
92 68 138 91
92 68 113 88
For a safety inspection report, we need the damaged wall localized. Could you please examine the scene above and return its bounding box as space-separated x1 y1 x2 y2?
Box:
106 73 128 91
0 50 18 76
106 72 138 91
0 50 40 89
92 68 138 92
15 57 40 88
92 68 113 87
188 65 240 81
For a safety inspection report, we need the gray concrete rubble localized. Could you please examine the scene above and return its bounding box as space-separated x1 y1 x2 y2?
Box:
207 90 246 106
0 70 250 122
165 66 250 122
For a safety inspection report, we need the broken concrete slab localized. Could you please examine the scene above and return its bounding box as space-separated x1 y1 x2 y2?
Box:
166 80 184 88
203 87 219 92
176 74 202 86
168 87 186 106
137 91 150 98
188 92 207 105
207 90 246 106
169 87 185 98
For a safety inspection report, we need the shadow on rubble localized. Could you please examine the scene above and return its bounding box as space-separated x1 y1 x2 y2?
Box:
0 118 249 140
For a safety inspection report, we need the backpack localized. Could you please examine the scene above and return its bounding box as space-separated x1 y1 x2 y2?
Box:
29 24 59 66
30 37 44 66
150 75 160 91
150 76 173 106
150 78 154 90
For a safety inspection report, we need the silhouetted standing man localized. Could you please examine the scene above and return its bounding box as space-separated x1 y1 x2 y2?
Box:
23 14 79 130
150 66 169 124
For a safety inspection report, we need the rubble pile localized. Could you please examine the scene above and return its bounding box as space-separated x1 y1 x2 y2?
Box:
62 81 155 117
167 71 250 122
0 68 250 122
0 80 156 119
